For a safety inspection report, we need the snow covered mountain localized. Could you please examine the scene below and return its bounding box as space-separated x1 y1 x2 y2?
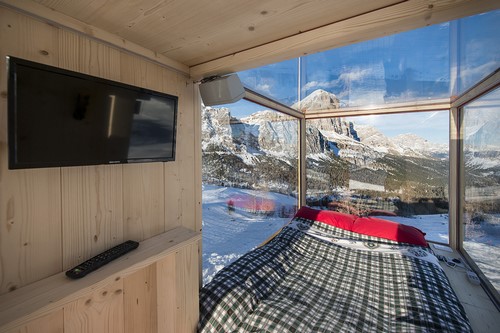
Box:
201 89 456 195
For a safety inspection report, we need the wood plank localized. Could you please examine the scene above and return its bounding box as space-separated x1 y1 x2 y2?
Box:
173 242 200 333
0 7 63 295
0 7 57 142
63 277 124 333
0 165 62 295
119 53 168 240
61 165 123 270
160 67 189 231
18 1 399 66
193 86 203 234
156 254 176 333
119 52 163 90
164 71 197 232
157 243 199 333
189 0 500 79
4 310 64 333
58 29 122 81
0 0 189 75
0 227 201 332
123 163 165 241
123 264 157 333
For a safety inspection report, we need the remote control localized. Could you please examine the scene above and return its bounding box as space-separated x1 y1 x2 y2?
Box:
436 254 447 262
66 240 139 279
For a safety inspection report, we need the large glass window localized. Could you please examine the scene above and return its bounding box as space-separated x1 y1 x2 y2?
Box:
306 111 450 242
201 99 299 284
238 59 299 107
300 23 450 109
462 88 500 294
451 10 500 96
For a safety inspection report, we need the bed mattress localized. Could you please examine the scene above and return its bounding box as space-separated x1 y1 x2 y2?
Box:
198 212 472 333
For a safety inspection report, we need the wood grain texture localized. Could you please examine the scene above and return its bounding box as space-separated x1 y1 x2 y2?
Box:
123 264 157 333
173 242 199 333
189 0 500 78
0 7 62 296
58 29 122 81
63 277 124 333
0 164 62 294
0 0 189 74
0 5 201 330
22 0 402 65
123 163 165 241
156 243 199 333
0 227 201 332
156 254 176 333
4 310 64 333
61 165 124 270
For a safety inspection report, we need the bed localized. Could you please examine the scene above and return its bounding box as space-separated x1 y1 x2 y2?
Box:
198 207 473 333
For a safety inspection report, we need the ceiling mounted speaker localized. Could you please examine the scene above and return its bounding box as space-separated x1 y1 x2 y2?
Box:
199 74 245 106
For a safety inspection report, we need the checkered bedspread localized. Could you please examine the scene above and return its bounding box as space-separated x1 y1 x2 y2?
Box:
198 217 473 332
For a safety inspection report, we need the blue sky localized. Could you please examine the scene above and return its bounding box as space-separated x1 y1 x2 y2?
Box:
217 10 499 145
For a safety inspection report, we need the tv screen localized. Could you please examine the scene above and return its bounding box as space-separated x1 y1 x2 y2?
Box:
7 56 177 169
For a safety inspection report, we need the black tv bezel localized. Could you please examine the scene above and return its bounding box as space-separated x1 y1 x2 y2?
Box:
7 56 178 169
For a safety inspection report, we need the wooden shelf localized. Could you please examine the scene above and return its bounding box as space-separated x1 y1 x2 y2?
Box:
0 227 201 333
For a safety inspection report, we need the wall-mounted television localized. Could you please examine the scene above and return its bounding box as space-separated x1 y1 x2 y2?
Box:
7 56 177 169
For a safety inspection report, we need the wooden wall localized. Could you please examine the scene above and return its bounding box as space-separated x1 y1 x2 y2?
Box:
0 5 201 295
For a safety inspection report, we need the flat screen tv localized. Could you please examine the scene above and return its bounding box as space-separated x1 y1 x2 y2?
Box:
7 56 178 169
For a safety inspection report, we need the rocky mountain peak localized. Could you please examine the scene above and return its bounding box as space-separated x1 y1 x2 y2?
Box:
294 89 340 112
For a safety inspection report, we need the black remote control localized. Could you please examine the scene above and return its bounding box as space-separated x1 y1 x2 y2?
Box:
66 240 139 279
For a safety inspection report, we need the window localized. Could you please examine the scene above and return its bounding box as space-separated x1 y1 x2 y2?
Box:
300 23 450 109
462 87 500 295
201 99 299 284
238 59 299 108
305 111 450 242
451 10 500 96
200 8 499 295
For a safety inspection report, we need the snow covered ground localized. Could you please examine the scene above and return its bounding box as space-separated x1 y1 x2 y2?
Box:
202 185 294 284
202 185 500 291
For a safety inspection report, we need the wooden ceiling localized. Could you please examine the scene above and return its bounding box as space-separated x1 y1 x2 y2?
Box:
3 0 500 78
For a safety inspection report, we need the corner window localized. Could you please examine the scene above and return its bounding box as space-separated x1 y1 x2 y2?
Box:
201 99 299 284
462 87 500 294
306 110 450 242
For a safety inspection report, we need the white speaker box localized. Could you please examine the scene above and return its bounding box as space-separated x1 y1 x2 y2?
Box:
199 74 245 106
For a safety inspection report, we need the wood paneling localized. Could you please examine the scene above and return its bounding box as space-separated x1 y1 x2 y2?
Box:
64 278 124 333
0 8 62 295
123 265 158 333
0 228 201 333
62 165 124 270
123 163 165 241
4 310 64 333
0 2 200 299
188 0 500 78
58 30 122 80
157 242 200 333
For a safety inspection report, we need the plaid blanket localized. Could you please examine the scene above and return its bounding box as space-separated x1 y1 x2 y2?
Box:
198 217 473 333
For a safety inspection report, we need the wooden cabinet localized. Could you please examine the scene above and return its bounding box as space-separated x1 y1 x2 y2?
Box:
0 228 201 333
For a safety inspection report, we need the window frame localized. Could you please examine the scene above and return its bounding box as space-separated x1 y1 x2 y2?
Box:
243 68 500 309
452 69 500 309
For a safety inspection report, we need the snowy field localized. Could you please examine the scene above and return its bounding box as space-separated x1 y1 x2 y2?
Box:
202 185 294 284
202 185 500 290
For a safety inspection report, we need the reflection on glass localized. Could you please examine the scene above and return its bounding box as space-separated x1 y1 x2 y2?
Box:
238 58 299 107
306 111 449 242
451 10 500 96
462 88 500 293
301 24 450 109
238 10 499 111
201 99 299 285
